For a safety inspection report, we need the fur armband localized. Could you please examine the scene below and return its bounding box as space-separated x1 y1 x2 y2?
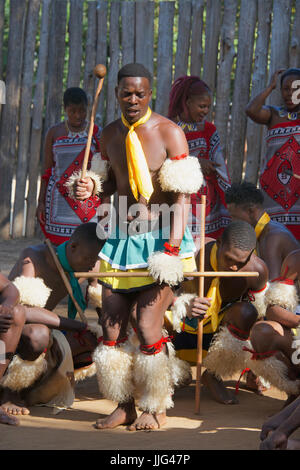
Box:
87 283 102 308
265 280 299 313
147 252 184 287
65 170 103 199
159 156 203 194
170 293 197 332
12 276 52 308
246 283 268 319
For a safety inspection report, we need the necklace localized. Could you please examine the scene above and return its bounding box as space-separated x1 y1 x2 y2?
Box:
177 120 204 132
278 106 300 121
65 120 89 137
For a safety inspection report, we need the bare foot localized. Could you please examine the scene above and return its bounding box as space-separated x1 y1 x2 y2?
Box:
0 407 19 426
94 401 137 429
202 370 239 405
245 370 267 395
1 389 30 416
128 411 166 431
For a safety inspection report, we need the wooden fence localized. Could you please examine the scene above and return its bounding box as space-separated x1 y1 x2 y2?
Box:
0 0 299 239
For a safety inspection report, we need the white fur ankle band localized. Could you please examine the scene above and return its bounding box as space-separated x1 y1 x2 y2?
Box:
0 353 47 392
12 276 52 308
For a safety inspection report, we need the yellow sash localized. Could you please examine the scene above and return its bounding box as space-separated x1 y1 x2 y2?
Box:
121 107 153 202
202 242 223 333
255 212 270 239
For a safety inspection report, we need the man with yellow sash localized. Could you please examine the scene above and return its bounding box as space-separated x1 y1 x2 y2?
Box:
73 63 203 431
169 220 268 405
225 181 299 280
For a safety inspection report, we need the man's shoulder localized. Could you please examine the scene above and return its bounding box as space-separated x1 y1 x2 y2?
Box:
264 222 299 247
246 254 268 288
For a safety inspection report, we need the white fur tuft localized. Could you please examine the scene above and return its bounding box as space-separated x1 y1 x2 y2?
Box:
171 293 197 332
166 340 192 388
1 353 47 392
13 276 52 308
147 252 184 287
87 284 102 308
247 284 268 319
74 363 96 382
159 156 203 194
92 342 134 403
133 350 174 414
90 153 109 181
65 170 103 199
203 326 250 380
265 282 299 313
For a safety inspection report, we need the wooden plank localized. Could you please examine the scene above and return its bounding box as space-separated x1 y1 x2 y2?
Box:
214 0 237 162
12 0 41 238
245 0 272 184
190 0 204 76
95 0 108 128
105 0 120 125
174 0 192 80
26 0 52 238
135 0 155 76
227 0 257 183
0 0 5 79
44 0 68 133
202 0 222 92
155 1 175 116
0 0 27 239
67 0 83 89
121 0 135 66
83 1 97 116
290 0 300 68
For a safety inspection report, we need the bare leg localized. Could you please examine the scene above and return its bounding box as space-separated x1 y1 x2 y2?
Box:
0 305 25 425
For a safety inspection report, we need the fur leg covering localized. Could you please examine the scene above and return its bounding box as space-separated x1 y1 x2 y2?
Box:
92 341 134 404
166 340 192 388
245 352 300 396
265 281 299 313
159 156 203 194
246 283 268 319
12 276 52 308
0 353 47 392
133 349 174 414
147 252 184 287
203 326 250 380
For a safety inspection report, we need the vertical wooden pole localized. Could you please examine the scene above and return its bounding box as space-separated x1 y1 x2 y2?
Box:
195 194 206 414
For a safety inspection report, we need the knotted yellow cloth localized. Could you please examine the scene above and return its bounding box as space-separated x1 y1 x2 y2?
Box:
254 211 271 239
121 107 153 202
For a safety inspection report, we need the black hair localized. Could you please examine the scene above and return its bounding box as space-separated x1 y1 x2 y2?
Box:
280 68 300 87
63 87 88 108
225 181 264 208
117 63 152 85
70 222 103 247
221 220 257 252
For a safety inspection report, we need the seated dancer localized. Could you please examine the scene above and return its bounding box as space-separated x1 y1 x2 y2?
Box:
225 181 299 280
168 220 268 404
168 75 231 241
1 222 104 417
246 250 300 403
72 63 203 431
0 273 25 425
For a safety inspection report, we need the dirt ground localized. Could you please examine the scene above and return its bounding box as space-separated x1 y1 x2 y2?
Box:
0 237 298 451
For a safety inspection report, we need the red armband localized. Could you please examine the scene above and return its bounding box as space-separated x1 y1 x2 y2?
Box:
164 242 181 256
169 153 188 161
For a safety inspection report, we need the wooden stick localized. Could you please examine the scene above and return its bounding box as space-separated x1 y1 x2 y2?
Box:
81 64 106 179
195 194 206 414
45 239 88 324
74 271 259 279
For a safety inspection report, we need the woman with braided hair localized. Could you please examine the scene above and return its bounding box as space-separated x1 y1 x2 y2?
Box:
168 76 231 240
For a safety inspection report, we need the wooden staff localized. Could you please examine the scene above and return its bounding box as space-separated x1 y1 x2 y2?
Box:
81 63 107 179
195 194 206 414
74 271 259 279
45 239 88 324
